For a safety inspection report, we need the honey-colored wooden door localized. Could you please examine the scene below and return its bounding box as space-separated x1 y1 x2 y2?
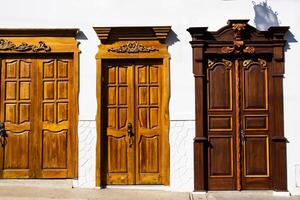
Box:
0 55 76 178
206 58 271 190
0 57 36 178
36 56 75 178
103 59 163 185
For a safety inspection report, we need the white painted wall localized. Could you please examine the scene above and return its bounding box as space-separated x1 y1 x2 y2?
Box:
0 0 299 195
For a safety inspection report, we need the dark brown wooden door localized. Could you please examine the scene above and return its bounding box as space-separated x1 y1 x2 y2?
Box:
103 59 163 185
206 58 271 190
240 59 271 189
0 55 76 178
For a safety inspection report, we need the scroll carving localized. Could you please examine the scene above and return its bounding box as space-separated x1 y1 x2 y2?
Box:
108 41 159 53
208 59 232 70
243 58 267 69
0 39 51 52
221 23 255 54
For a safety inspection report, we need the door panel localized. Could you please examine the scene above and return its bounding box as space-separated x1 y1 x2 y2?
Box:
135 62 162 184
206 58 271 190
241 59 271 189
103 60 163 185
105 62 134 184
242 60 268 110
38 58 72 178
206 59 236 190
0 59 34 178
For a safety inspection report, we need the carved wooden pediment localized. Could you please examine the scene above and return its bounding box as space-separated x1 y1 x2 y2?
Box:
0 39 51 52
187 19 289 55
107 41 158 53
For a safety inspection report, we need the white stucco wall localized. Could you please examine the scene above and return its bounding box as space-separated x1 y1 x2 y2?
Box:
0 0 299 195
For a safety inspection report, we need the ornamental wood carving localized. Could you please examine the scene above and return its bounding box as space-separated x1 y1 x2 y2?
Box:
108 41 158 53
188 19 289 192
243 59 267 69
0 39 51 52
221 23 255 54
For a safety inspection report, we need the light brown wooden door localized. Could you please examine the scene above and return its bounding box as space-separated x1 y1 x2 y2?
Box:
0 57 36 178
0 55 76 178
103 59 163 185
206 58 271 190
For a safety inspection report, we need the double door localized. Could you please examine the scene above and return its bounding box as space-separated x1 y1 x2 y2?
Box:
102 59 166 185
0 54 76 178
206 58 271 190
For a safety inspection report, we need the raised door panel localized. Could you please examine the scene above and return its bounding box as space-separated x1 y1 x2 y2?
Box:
105 62 134 184
206 59 236 190
0 59 34 178
241 59 271 189
135 62 162 184
38 58 72 178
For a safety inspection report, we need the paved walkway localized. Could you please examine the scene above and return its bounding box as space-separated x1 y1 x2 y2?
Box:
1 186 300 200
0 186 189 200
193 191 300 200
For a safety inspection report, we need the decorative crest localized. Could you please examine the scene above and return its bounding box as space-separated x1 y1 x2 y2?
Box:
242 58 267 69
108 41 159 53
221 23 255 54
208 59 232 70
0 39 51 52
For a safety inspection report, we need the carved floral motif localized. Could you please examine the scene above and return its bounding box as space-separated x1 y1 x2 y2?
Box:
221 23 255 54
108 41 159 53
0 39 51 52
243 58 267 69
208 59 232 70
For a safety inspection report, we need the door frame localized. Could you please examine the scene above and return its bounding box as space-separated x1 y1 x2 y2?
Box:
188 20 289 191
0 29 80 178
94 26 171 186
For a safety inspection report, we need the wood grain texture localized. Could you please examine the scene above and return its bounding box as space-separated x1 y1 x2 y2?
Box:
188 20 289 191
94 27 171 186
0 31 79 179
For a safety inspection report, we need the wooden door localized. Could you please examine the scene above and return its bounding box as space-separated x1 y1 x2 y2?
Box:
240 58 271 189
36 56 75 178
206 58 271 190
0 57 36 178
0 55 76 178
103 59 163 185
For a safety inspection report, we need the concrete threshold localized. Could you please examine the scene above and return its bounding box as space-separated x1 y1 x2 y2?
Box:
0 179 73 188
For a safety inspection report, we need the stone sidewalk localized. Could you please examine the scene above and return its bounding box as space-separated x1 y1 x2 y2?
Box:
0 186 189 200
1 186 300 200
192 191 300 200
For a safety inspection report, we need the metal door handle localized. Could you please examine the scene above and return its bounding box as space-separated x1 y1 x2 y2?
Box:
127 123 134 147
240 129 245 145
0 122 7 147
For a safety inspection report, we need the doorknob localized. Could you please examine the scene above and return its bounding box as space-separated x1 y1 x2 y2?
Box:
127 123 134 147
0 122 7 147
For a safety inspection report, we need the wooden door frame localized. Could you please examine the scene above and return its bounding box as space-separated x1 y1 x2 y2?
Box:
0 29 80 178
93 26 171 186
187 20 289 191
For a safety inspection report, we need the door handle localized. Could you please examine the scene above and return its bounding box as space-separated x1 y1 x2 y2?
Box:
240 129 245 145
0 122 7 147
127 122 134 147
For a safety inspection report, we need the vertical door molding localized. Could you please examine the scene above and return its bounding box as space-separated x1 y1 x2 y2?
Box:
188 20 289 191
0 29 80 178
94 26 171 186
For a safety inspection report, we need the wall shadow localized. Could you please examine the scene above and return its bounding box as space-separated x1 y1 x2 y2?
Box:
252 0 297 52
166 29 180 47
76 30 88 40
253 1 279 31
